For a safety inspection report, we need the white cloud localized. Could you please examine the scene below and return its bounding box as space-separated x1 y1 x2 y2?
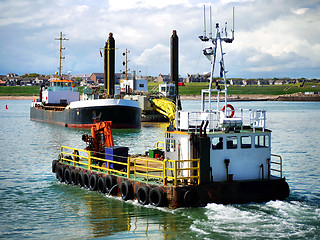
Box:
292 8 308 15
134 44 169 68
0 0 319 78
109 0 192 11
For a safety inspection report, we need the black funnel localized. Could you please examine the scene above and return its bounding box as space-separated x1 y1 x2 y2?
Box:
170 30 181 109
104 33 115 97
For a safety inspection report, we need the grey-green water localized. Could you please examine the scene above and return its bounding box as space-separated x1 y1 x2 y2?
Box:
0 100 319 239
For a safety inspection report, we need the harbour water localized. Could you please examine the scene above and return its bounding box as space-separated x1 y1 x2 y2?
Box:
0 100 319 239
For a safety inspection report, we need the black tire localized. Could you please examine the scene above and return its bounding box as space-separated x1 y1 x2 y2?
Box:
149 187 165 207
83 172 90 189
137 186 149 205
57 165 65 182
55 162 61 179
77 172 84 187
89 174 97 191
184 189 198 207
106 175 117 194
120 181 133 201
64 168 72 184
52 160 59 173
97 177 106 194
71 170 78 185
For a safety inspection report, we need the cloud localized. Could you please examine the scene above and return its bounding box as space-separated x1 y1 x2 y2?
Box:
0 0 319 78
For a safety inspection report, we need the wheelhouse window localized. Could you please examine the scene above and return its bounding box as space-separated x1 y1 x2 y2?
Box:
241 136 252 148
212 136 223 150
227 136 237 149
255 135 270 148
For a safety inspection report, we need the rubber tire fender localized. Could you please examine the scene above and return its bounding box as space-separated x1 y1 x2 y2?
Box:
57 165 65 182
77 172 85 187
83 172 90 189
149 187 165 207
106 175 117 194
137 186 150 205
184 189 198 207
52 160 59 173
64 168 72 184
120 181 134 201
71 170 78 185
89 174 97 191
97 177 106 194
55 162 61 179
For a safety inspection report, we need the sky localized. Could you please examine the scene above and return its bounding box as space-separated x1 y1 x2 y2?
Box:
0 0 319 79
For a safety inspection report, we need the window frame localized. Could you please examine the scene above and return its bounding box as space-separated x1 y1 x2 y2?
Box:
241 136 252 149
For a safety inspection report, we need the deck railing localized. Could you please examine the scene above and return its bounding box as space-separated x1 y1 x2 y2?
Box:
175 108 266 132
60 146 200 186
156 141 165 150
132 157 165 184
166 159 200 186
269 154 283 178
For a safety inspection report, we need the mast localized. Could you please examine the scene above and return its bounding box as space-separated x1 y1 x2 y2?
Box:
123 49 130 80
199 6 235 112
55 32 69 78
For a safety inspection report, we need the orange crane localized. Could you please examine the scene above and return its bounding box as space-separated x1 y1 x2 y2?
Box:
82 121 114 153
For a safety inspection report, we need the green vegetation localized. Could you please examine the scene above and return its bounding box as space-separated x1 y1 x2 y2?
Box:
0 86 85 96
0 86 40 96
0 82 319 97
20 73 42 78
149 82 320 96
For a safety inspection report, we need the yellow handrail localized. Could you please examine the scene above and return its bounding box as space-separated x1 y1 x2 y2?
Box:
60 146 200 186
166 159 200 186
133 157 165 184
156 141 165 150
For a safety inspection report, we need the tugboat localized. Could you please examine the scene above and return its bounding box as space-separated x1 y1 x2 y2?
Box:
51 10 289 208
30 32 141 129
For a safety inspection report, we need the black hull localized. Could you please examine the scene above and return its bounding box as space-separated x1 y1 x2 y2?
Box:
53 161 289 209
30 105 141 129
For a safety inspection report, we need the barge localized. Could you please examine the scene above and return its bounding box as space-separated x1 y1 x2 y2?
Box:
51 14 289 208
30 32 141 129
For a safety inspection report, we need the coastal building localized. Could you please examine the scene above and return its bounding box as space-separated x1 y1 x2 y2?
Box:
186 73 209 83
229 79 243 85
157 74 171 83
90 73 105 84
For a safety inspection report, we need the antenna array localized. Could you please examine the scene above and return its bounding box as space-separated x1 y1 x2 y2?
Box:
199 6 234 43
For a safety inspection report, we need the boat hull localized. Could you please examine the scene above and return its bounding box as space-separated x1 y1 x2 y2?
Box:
53 161 289 208
31 101 141 129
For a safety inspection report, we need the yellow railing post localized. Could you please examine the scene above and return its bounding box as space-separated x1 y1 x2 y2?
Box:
60 146 63 162
134 158 136 180
72 149 76 166
88 151 91 170
174 160 177 186
163 159 167 186
127 157 130 179
198 159 200 185
146 160 149 183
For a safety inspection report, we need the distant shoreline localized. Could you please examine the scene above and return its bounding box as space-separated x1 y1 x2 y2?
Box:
0 96 34 100
0 94 319 101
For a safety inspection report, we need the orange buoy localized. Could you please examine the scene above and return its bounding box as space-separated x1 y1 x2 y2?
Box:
5 105 8 110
